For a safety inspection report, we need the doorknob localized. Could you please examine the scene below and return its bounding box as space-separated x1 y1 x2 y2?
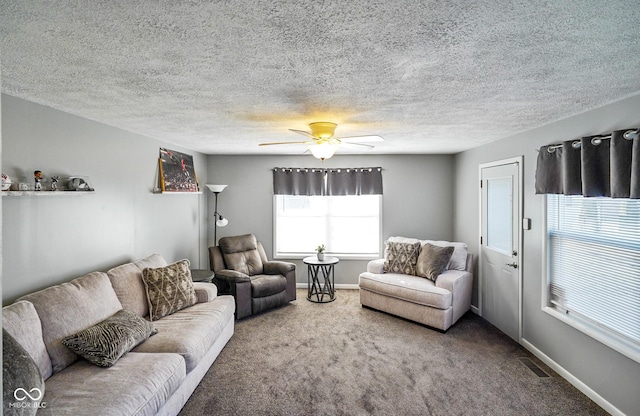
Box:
506 262 518 269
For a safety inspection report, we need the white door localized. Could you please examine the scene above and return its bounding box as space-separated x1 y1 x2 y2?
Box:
480 157 522 342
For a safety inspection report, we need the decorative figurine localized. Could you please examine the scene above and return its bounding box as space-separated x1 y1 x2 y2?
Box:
34 170 43 191
51 176 59 191
1 173 12 191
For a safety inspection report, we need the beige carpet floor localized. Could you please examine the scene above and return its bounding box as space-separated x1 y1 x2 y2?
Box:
179 289 606 416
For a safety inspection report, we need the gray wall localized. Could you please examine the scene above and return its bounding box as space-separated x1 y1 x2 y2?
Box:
206 154 455 285
453 93 640 415
1 94 209 304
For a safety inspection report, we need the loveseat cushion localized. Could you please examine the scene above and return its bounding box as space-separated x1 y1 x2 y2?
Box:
19 272 123 374
38 352 185 416
133 295 235 373
2 300 53 380
359 272 452 310
386 237 468 272
62 310 157 367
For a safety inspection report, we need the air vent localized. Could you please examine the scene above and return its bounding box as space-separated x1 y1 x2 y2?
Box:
518 357 550 378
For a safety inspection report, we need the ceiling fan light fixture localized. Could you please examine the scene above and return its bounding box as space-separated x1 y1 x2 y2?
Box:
308 143 337 161
308 122 337 140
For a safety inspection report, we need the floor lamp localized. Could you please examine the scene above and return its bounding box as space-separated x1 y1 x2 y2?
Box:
206 184 228 244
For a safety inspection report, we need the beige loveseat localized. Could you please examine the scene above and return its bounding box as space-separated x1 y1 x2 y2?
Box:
2 254 235 416
359 237 473 331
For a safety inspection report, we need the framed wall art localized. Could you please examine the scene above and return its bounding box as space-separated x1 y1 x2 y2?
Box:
158 148 200 192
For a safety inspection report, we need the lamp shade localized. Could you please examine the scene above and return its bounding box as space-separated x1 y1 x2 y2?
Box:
308 144 337 160
205 184 227 193
216 217 229 227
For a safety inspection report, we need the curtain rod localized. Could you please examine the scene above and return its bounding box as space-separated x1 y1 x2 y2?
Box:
543 129 638 153
273 167 383 173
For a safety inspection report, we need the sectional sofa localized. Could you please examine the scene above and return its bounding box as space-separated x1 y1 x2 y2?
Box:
2 254 235 416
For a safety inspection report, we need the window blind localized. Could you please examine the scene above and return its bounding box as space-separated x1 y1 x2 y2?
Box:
547 195 640 345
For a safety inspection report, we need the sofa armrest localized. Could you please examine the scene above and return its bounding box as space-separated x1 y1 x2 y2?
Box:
367 259 385 274
263 260 295 276
436 269 473 323
435 270 469 292
193 282 217 303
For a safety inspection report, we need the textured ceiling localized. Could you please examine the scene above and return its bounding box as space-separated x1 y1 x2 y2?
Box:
2 1 640 155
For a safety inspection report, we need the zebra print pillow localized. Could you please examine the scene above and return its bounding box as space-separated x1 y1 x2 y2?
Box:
62 309 157 367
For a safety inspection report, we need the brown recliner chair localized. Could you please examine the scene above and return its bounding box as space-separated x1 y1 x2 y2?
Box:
209 234 296 319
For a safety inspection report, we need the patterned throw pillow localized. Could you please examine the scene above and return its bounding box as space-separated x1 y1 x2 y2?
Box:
142 259 197 321
416 243 454 281
62 309 157 367
383 241 421 275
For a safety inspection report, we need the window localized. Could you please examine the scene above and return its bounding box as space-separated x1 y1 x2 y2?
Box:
545 195 640 362
274 194 381 259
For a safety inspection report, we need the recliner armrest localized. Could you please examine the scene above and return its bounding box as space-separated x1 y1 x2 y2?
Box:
214 269 251 283
263 261 295 276
367 259 385 274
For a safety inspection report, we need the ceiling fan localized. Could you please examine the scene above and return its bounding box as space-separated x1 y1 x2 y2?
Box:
259 122 384 160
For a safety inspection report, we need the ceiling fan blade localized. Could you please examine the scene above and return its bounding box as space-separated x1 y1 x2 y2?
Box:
259 141 309 146
289 129 315 138
339 135 385 143
340 142 375 150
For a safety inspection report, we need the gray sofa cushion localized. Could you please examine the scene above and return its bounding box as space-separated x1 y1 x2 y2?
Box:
19 272 123 374
62 310 157 367
3 328 45 416
107 262 151 318
133 296 235 372
2 300 53 380
38 352 184 416
108 254 169 318
133 253 169 271
142 260 198 321
416 243 454 281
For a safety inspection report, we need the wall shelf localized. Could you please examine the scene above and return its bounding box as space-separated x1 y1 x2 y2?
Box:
152 190 202 194
2 191 95 197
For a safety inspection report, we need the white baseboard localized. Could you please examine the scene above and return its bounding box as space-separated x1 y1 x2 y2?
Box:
520 338 625 416
295 283 359 290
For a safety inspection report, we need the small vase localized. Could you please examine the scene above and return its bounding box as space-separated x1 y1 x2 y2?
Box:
317 252 325 261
